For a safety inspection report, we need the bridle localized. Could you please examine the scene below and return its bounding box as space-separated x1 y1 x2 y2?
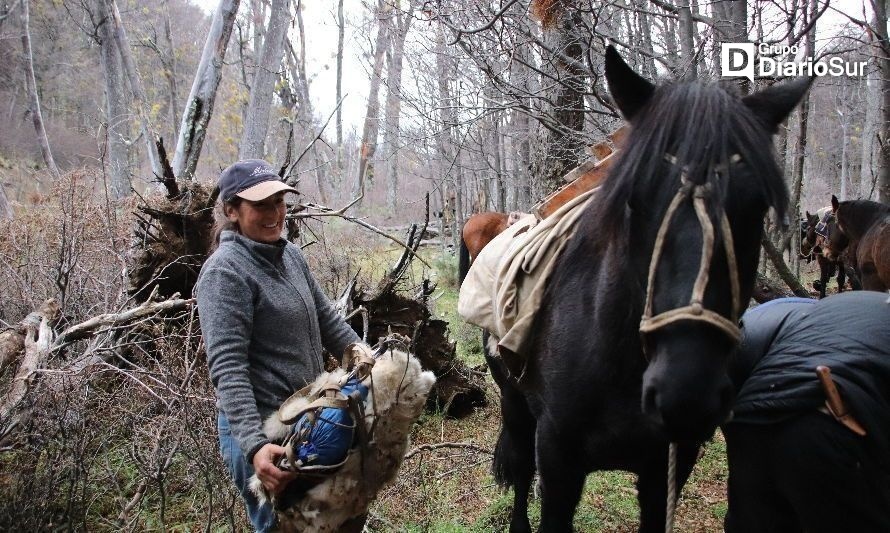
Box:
639 153 743 356
803 212 835 258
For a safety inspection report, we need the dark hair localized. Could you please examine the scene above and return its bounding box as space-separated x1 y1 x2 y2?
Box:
209 197 243 252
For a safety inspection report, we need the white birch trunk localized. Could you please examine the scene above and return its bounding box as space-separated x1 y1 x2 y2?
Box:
239 0 290 160
172 0 241 180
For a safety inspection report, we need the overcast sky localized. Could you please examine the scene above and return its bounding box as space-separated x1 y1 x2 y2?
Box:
188 0 872 132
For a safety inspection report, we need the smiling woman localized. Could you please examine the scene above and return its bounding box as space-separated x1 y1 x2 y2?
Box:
196 159 369 532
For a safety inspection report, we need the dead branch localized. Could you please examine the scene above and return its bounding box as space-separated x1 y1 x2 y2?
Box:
404 442 492 460
282 94 346 186
760 234 811 298
0 299 60 446
289 202 432 268
0 294 195 448
52 293 195 350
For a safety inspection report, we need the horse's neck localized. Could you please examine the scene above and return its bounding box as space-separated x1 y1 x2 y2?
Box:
849 204 890 238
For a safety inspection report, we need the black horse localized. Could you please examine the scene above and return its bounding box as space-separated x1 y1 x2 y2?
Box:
800 208 860 298
486 47 810 532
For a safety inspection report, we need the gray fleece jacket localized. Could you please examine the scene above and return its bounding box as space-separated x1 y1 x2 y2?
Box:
196 230 359 461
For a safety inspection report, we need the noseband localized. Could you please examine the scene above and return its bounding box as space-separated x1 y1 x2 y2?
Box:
639 154 742 354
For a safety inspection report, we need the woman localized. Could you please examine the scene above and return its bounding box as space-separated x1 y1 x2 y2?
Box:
196 160 361 531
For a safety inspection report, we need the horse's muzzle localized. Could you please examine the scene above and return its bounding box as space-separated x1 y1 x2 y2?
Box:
642 367 734 442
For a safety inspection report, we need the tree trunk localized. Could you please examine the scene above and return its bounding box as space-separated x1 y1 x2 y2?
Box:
355 0 391 201
511 27 533 210
529 6 586 195
335 0 345 179
677 0 697 78
384 3 413 211
172 0 241 181
20 0 60 178
712 0 748 92
873 0 890 202
434 25 457 244
239 0 291 159
861 52 880 199
0 182 13 219
162 0 180 140
108 0 163 181
290 5 328 205
96 0 131 198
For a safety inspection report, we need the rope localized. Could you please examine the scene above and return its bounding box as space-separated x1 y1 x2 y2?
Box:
640 155 742 354
666 442 678 533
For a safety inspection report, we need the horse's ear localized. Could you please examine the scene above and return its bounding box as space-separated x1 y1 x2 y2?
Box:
805 211 812 220
742 77 814 133
605 45 655 122
831 194 839 212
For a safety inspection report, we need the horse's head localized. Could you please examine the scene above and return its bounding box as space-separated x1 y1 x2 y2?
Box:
800 212 818 259
802 207 836 259
825 195 852 261
602 46 810 441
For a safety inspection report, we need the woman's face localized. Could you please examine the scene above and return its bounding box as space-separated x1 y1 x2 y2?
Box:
225 192 287 244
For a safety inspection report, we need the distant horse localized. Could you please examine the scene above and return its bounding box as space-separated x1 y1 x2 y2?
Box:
825 195 890 291
486 46 810 532
459 211 516 286
800 208 860 298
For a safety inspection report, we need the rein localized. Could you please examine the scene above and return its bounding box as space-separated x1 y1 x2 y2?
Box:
639 153 743 352
640 154 742 532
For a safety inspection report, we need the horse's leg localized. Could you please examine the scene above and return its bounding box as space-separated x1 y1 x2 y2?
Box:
486 345 535 533
817 257 830 298
535 424 587 533
458 233 471 287
847 264 862 290
636 442 699 533
836 259 846 293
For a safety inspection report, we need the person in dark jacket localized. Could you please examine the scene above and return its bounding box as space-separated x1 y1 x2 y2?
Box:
724 292 890 532
196 160 362 532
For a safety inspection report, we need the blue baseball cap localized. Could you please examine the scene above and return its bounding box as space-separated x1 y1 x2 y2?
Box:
218 159 298 202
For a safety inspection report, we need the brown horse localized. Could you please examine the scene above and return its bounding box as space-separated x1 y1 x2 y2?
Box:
826 195 890 292
801 208 860 298
458 211 517 285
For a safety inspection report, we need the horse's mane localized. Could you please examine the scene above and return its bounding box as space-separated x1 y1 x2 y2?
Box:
839 200 890 233
590 81 789 246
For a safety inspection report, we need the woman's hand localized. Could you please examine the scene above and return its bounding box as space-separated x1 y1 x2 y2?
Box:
252 443 298 494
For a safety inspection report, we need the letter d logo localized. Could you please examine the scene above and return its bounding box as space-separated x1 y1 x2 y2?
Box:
721 43 755 82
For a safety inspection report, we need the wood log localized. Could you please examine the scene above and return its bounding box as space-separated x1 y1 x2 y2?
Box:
0 298 59 447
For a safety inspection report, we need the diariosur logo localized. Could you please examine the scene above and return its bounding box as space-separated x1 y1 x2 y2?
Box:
721 43 866 81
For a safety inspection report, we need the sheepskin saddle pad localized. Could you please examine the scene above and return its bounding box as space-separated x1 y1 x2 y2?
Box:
250 348 436 532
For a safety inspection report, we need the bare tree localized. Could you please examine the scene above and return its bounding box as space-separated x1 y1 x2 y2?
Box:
239 0 291 159
107 0 163 181
528 2 587 194
20 0 60 178
384 1 414 211
96 0 130 198
874 0 890 202
355 0 391 201
172 0 241 180
335 0 345 177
